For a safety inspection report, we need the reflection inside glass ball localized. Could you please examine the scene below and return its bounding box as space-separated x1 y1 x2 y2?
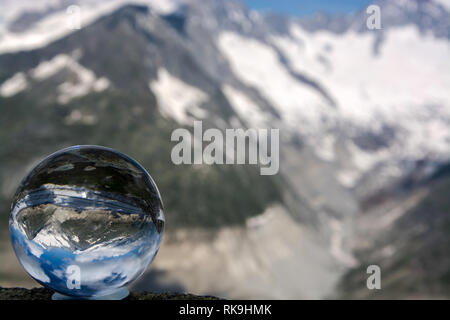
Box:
9 146 164 298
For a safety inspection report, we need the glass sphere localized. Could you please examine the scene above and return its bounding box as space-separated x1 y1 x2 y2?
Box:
9 145 164 298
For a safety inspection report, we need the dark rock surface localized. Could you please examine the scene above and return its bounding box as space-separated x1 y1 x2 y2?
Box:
0 286 220 300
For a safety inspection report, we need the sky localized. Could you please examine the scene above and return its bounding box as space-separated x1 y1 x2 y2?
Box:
244 0 373 17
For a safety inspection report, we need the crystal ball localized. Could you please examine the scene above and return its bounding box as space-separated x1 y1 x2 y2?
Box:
9 145 164 298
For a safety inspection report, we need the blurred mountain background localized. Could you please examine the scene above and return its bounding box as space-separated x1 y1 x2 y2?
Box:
0 0 449 299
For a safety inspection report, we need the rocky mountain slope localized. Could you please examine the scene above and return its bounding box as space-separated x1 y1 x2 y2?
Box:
337 161 450 299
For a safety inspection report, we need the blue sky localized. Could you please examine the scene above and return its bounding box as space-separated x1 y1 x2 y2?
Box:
244 0 372 17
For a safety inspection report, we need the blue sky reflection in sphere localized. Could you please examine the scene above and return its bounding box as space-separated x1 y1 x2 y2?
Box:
9 146 164 298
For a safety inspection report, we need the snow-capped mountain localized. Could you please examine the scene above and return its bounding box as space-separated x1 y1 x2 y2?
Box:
2 0 449 193
0 0 179 53
0 0 449 298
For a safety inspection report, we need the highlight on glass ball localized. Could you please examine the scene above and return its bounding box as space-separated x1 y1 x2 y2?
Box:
9 145 164 300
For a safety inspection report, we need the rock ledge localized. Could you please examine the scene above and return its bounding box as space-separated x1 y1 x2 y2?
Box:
0 287 220 300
